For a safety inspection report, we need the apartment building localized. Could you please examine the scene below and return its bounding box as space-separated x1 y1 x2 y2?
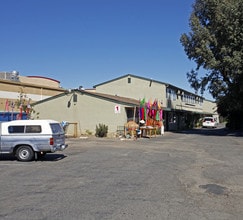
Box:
94 74 218 130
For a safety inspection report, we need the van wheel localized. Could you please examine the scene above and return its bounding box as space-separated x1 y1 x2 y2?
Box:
16 146 34 162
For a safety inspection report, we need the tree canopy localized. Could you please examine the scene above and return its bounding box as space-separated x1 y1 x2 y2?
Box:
180 0 243 129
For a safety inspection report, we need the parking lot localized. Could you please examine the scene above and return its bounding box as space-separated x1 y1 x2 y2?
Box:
0 126 243 220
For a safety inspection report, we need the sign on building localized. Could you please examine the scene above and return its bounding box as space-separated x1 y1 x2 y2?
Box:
114 105 121 113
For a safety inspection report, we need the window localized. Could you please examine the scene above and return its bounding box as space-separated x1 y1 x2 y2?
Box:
199 98 203 105
8 126 25 133
128 77 131 83
26 125 42 133
166 88 176 101
8 125 42 133
182 94 199 104
50 123 63 134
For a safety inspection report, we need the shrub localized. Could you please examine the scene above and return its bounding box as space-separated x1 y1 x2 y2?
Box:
95 123 108 137
85 130 92 136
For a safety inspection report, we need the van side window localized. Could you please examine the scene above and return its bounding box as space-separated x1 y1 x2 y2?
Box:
26 125 42 133
8 126 25 133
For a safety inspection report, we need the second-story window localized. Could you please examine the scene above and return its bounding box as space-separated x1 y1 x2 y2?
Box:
166 88 176 101
182 94 202 105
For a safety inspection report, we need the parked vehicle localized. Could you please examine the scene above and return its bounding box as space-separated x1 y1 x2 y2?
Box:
0 119 68 161
202 117 217 128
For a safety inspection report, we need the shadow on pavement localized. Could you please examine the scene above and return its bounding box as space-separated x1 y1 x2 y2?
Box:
38 154 67 162
175 126 243 137
0 153 67 162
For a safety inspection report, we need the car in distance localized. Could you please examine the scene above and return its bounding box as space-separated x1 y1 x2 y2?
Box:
202 117 217 128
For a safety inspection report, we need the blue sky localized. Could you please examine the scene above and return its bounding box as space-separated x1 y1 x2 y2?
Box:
1 0 212 99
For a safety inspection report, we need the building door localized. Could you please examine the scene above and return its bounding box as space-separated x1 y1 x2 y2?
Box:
125 107 138 122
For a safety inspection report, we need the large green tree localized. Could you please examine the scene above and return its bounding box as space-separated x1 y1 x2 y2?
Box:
180 0 243 129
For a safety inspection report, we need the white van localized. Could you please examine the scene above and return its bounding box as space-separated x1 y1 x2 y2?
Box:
0 119 68 161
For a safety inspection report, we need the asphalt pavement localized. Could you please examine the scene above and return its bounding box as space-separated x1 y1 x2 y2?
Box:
0 125 242 220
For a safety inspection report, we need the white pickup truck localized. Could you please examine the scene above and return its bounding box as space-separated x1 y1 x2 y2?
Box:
0 119 68 161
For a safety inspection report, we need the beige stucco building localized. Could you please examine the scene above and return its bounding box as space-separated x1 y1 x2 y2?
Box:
0 71 66 113
31 74 218 136
1 72 218 135
94 74 218 130
31 90 139 137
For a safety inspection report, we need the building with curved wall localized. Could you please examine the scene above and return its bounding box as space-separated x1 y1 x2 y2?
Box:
0 71 66 113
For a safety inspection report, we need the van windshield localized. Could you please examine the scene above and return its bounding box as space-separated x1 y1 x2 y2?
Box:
50 123 64 134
